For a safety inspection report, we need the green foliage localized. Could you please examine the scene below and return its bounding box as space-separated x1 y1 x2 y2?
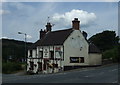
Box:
2 38 33 62
89 30 119 62
102 46 119 62
89 30 119 52
2 61 23 74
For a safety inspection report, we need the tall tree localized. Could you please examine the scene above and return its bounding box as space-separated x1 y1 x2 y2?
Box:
88 30 119 52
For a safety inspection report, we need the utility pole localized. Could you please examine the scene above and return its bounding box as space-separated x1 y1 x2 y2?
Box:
18 32 27 70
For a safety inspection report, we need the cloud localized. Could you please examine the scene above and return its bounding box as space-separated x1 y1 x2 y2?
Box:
2 36 8 39
51 9 96 29
2 2 117 42
0 10 10 15
26 35 32 39
0 0 119 2
2 2 57 42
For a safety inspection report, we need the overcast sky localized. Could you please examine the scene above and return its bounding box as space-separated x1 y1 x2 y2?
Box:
1 2 118 42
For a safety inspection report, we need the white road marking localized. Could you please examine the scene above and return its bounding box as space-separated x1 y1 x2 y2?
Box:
84 76 89 77
99 72 104 75
109 69 117 72
84 72 105 78
112 81 117 83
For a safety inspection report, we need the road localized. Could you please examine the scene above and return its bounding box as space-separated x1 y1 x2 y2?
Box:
2 63 119 83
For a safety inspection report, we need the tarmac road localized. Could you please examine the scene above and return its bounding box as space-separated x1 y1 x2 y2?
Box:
2 63 119 83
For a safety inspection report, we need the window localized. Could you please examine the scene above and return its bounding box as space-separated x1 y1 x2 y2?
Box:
43 60 47 70
55 51 63 58
36 50 37 56
70 57 84 63
39 51 43 58
52 63 58 68
55 64 58 68
29 50 32 57
50 51 54 59
29 61 34 70
38 62 42 71
80 57 84 63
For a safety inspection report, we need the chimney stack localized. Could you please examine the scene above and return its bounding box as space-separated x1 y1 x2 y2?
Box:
46 22 52 32
40 29 46 39
72 18 80 30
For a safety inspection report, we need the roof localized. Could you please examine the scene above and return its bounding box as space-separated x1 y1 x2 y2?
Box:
29 28 73 49
29 28 101 54
89 43 101 53
29 40 40 49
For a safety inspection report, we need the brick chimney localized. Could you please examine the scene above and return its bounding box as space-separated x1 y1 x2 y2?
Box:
72 18 80 30
40 29 46 39
46 22 52 32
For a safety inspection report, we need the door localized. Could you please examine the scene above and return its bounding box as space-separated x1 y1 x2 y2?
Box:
38 62 42 71
30 61 34 70
43 60 47 70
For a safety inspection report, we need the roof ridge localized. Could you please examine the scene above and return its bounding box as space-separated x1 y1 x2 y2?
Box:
51 28 73 33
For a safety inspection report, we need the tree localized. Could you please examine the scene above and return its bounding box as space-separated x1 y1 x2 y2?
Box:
102 47 119 62
88 30 119 52
2 38 33 62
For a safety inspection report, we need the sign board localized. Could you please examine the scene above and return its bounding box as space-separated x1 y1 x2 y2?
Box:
43 47 49 58
70 57 84 63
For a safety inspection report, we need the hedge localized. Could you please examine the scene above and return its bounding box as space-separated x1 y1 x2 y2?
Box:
2 61 23 74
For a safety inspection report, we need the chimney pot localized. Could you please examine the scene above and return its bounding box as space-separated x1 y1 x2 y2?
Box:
40 29 46 39
74 18 78 20
46 22 52 32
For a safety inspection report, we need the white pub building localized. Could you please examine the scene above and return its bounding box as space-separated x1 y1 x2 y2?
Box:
27 18 102 74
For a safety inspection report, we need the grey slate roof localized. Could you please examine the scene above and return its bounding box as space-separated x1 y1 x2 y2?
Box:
39 28 74 46
29 28 73 49
89 43 101 53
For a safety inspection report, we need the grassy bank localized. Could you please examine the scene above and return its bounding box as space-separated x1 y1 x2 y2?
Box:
2 61 25 74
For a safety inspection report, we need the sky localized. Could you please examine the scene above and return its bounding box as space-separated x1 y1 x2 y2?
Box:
1 2 119 43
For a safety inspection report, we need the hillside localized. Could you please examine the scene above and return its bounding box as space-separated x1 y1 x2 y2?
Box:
1 38 33 62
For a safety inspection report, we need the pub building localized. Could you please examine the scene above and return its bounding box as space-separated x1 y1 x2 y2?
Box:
27 18 102 74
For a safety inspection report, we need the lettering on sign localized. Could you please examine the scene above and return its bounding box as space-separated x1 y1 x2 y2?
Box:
44 48 49 58
70 57 84 63
55 47 63 58
55 47 61 51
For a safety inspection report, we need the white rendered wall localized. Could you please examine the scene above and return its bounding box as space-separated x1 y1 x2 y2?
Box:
32 49 36 58
27 58 30 71
89 53 102 65
64 30 89 66
28 50 30 57
33 59 38 73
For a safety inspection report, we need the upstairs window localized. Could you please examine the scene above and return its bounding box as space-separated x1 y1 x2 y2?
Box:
39 51 43 58
29 50 32 57
50 51 54 59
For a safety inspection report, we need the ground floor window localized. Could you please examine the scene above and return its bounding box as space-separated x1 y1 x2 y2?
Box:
50 51 54 59
52 63 58 68
29 61 34 70
43 60 48 70
38 62 42 71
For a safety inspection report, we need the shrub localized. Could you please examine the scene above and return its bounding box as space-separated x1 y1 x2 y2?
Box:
2 62 23 74
102 47 119 62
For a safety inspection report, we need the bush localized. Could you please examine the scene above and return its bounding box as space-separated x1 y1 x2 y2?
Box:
102 47 119 62
2 61 23 74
